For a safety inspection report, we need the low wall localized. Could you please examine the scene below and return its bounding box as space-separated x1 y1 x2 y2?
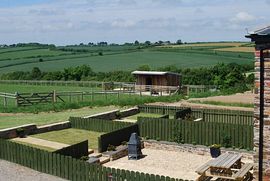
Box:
0 124 37 139
34 121 71 134
0 121 70 139
144 140 254 160
83 109 119 120
119 107 140 118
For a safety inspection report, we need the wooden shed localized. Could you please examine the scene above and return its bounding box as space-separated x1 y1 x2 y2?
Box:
131 71 181 94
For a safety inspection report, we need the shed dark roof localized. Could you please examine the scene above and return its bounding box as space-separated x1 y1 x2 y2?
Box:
131 71 180 76
253 26 270 35
246 25 270 43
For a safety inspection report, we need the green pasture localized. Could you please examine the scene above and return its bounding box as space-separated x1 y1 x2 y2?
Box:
0 106 118 129
0 83 100 93
0 48 70 61
0 49 253 73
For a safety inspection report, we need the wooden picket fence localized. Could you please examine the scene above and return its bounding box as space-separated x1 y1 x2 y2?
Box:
138 105 253 125
137 117 254 149
69 117 134 133
0 139 189 181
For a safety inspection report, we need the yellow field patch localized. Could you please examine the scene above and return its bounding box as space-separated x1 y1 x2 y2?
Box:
214 47 254 53
160 42 246 48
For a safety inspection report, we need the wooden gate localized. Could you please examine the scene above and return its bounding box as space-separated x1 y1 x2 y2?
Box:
16 92 54 106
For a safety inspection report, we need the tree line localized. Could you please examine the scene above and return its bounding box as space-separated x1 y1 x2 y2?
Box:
0 63 254 91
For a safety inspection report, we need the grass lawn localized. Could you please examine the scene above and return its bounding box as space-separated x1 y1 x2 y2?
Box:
126 112 163 120
31 128 103 150
0 106 118 129
188 100 254 108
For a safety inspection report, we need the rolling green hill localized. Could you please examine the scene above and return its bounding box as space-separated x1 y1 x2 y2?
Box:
0 42 254 74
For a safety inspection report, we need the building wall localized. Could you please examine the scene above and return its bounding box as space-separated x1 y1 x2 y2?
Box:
135 74 180 86
254 47 270 180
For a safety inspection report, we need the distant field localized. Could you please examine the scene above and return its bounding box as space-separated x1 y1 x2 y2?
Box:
161 42 245 48
0 42 254 74
0 83 99 93
214 47 254 53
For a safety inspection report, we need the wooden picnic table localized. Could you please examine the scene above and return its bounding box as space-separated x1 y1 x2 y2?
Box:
196 153 253 181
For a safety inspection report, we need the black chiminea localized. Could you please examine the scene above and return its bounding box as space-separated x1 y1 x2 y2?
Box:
128 133 142 160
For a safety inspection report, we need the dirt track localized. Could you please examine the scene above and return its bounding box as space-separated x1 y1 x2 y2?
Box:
151 92 254 111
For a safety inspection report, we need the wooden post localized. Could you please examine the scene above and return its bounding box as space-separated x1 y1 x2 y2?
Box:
105 89 107 100
91 90 94 102
117 91 120 102
3 93 7 107
69 92 71 102
53 90 56 103
140 85 142 97
81 92 84 102
15 92 18 107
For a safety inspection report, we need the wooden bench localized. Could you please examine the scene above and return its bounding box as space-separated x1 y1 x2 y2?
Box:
196 162 211 175
233 163 254 181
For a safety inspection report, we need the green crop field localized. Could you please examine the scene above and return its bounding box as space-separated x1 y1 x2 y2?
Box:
0 42 254 74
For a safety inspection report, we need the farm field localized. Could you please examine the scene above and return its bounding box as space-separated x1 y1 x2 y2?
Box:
0 106 118 129
31 128 103 150
0 83 100 93
0 42 254 74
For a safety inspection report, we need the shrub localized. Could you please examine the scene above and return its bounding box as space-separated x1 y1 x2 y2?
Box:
107 144 116 151
222 135 232 148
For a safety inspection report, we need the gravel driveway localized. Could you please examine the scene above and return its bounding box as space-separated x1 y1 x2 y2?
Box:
0 159 67 181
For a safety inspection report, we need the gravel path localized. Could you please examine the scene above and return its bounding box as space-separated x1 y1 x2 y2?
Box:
12 137 69 150
0 159 66 181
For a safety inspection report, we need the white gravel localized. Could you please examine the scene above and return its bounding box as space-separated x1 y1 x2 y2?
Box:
104 148 211 180
0 159 66 181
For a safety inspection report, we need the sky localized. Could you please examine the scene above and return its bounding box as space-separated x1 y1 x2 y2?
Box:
0 0 269 45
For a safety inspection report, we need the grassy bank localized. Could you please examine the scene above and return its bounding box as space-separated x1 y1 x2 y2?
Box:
189 100 254 108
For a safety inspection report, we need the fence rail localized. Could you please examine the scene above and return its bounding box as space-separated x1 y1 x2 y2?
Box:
138 105 253 125
138 117 253 149
0 139 187 181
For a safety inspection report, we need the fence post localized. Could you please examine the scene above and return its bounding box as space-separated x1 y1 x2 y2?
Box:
81 92 84 102
91 90 94 102
53 90 56 103
3 93 7 107
117 91 120 102
15 92 18 107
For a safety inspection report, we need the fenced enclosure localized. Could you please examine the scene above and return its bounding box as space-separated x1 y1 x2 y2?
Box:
138 105 253 125
0 139 187 181
137 117 253 149
69 117 134 133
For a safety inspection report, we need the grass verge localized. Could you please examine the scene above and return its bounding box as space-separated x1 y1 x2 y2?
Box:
189 100 254 108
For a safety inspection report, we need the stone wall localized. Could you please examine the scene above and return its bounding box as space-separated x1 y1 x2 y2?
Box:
0 124 37 139
0 121 71 139
83 110 119 120
119 107 139 118
143 140 254 161
254 48 270 179
83 107 139 120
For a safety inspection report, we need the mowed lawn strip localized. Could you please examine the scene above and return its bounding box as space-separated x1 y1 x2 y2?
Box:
126 113 163 120
0 106 118 129
31 128 104 150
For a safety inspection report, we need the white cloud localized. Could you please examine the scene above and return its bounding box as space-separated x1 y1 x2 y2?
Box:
0 0 268 44
230 12 255 23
